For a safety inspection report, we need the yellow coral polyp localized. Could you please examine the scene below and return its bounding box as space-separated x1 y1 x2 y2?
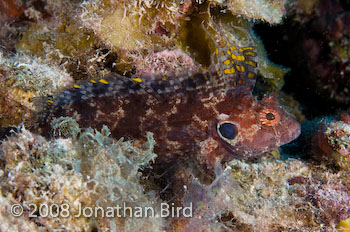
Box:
337 217 350 231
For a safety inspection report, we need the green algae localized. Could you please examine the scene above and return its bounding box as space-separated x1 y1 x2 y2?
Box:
0 119 163 231
16 19 102 80
15 0 290 90
179 157 350 231
17 21 97 59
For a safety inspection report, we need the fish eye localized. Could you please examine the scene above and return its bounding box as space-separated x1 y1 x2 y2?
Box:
259 108 280 126
218 122 238 140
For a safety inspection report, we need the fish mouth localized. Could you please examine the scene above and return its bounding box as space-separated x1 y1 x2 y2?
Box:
220 122 302 160
218 138 249 160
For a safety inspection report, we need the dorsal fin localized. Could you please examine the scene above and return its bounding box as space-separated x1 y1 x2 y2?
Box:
47 21 260 112
124 21 258 98
201 20 258 94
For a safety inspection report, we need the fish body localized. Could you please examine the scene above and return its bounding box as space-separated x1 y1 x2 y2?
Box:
39 24 300 167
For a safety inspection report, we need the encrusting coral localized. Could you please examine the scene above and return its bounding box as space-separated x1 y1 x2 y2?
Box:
78 0 290 90
224 0 288 24
79 0 198 73
0 51 73 96
337 216 350 231
1 0 292 97
0 51 73 127
171 158 350 231
135 49 196 78
16 20 104 79
312 114 350 170
2 119 350 231
0 117 163 232
12 0 118 80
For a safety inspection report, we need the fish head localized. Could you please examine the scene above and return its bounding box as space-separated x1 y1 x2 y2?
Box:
214 94 301 159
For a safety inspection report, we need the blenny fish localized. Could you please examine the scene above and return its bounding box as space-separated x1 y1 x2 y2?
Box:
38 23 300 168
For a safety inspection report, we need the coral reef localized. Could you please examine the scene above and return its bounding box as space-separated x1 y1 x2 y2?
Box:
135 49 196 78
16 20 104 79
310 184 350 225
0 51 73 127
172 158 350 231
225 0 288 24
0 51 73 96
337 216 350 231
178 159 313 231
292 0 350 103
12 0 118 80
312 114 350 170
0 0 29 54
78 0 290 89
2 122 350 231
0 0 26 21
0 74 33 127
0 118 163 231
79 0 190 72
2 0 349 231
4 0 292 94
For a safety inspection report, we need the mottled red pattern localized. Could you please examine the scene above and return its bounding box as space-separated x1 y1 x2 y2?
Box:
38 26 300 168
